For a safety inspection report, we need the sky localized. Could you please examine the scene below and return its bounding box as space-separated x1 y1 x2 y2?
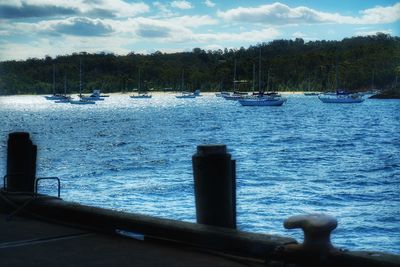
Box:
0 0 399 61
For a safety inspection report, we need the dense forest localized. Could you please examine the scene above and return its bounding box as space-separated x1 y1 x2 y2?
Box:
0 33 399 95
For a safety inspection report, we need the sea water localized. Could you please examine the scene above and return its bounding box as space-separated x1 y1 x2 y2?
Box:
0 93 399 253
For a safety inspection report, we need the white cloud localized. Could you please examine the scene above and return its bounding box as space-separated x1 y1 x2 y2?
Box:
203 44 223 51
153 1 175 17
204 0 215 8
359 3 400 24
354 29 393 36
217 2 400 25
0 0 150 18
292 31 306 38
195 27 281 43
171 0 192 10
0 17 116 37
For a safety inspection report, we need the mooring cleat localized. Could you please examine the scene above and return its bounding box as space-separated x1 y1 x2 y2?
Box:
284 213 337 251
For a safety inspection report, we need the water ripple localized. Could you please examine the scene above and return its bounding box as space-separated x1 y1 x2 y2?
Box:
0 94 399 254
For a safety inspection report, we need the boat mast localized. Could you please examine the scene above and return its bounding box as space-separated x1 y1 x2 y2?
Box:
79 58 82 97
233 59 237 92
52 64 56 95
181 69 184 91
138 68 141 93
252 63 255 92
335 55 339 91
258 48 262 93
64 73 67 96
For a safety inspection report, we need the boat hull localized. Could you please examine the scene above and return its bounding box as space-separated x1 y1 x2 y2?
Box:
239 98 286 106
80 97 104 101
318 95 364 103
45 95 65 100
222 95 244 101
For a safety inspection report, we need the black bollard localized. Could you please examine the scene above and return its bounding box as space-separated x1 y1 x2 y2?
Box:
6 132 37 192
192 144 236 229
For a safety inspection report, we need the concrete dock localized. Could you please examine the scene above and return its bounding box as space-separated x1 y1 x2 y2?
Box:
0 212 266 267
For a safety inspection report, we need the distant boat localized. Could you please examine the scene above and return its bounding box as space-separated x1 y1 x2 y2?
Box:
222 59 248 100
222 92 247 100
239 49 286 106
80 90 105 101
80 95 105 101
55 73 72 103
318 91 364 103
176 92 196 99
176 69 196 98
70 59 96 105
45 64 66 100
130 92 152 99
239 95 287 106
90 89 109 98
130 68 152 99
318 57 363 103
215 91 230 97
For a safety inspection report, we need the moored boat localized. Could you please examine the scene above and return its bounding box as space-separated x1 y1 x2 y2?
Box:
175 69 196 99
239 95 287 106
130 69 152 99
70 98 96 105
70 59 96 105
318 91 364 103
176 91 196 98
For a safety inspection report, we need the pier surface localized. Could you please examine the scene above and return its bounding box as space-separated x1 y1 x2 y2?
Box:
0 213 265 266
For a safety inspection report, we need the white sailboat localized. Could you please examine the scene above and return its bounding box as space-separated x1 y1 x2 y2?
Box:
239 49 286 106
54 73 72 103
70 59 95 105
90 88 109 98
222 59 248 100
176 69 196 98
318 62 364 103
130 68 152 99
45 64 65 100
318 91 364 103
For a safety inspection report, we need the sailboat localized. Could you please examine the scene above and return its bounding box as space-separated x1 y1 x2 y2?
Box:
239 49 286 106
130 68 152 99
45 65 65 100
54 73 72 103
176 69 196 98
70 59 95 105
222 59 248 100
318 61 364 103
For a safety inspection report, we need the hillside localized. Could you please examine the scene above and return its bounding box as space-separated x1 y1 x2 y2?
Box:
0 33 399 95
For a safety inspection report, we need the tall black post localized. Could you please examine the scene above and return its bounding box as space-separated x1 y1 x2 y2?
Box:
192 144 236 229
6 132 37 192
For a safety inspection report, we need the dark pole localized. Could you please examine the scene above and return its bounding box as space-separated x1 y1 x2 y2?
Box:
6 132 37 192
192 144 236 229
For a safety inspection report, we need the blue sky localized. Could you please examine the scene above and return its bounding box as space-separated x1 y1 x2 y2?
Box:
0 0 399 61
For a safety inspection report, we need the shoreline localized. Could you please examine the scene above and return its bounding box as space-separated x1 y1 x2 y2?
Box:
1 91 315 97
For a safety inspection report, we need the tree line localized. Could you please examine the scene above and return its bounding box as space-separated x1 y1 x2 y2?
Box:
0 33 399 95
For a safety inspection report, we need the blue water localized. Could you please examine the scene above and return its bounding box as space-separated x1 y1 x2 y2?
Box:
0 94 399 254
